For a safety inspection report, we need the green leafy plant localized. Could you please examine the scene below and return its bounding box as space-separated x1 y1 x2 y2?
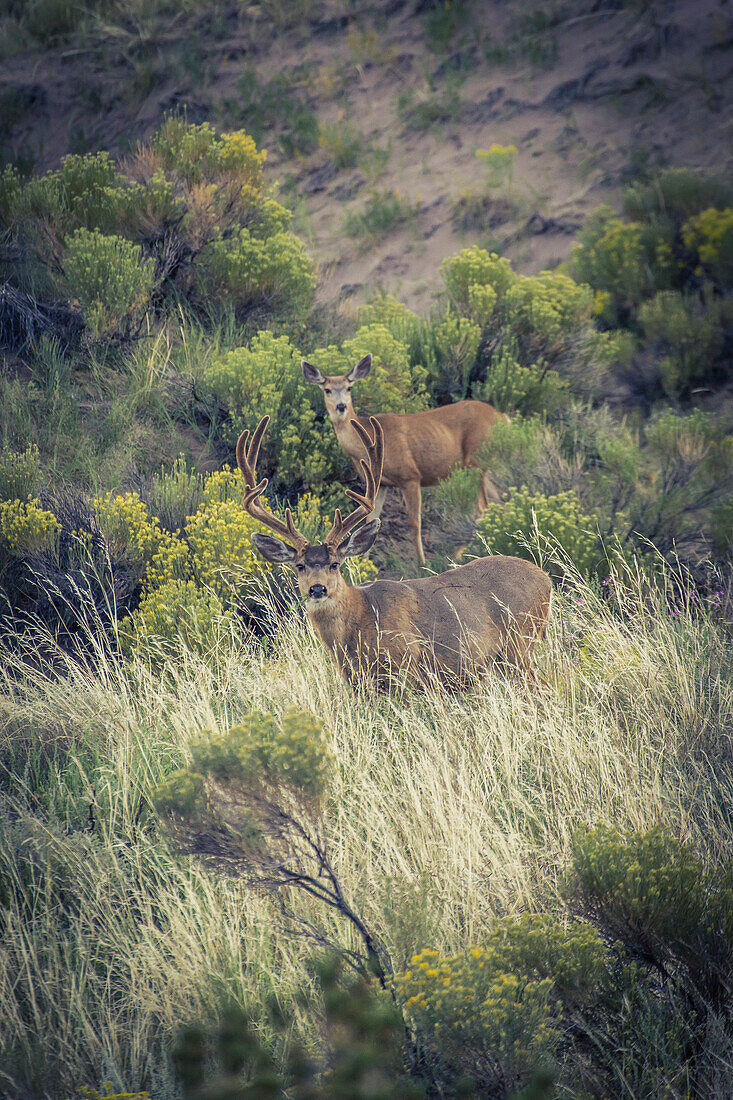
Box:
345 189 418 243
468 485 601 576
63 228 155 337
638 290 725 398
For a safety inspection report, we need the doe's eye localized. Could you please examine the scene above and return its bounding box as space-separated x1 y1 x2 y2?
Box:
325 388 331 395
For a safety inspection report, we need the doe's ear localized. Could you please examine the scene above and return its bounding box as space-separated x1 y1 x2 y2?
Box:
338 519 380 559
346 353 372 382
252 531 299 563
302 360 325 386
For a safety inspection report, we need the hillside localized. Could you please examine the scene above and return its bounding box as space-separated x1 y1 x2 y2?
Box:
1 3 733 1099
2 0 732 311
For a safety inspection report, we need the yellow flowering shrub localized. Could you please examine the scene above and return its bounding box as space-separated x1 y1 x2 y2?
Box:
441 246 516 318
94 492 166 579
75 1088 151 1100
503 270 593 348
398 916 605 1079
476 142 517 187
0 443 42 503
151 117 266 189
682 206 733 286
184 498 270 598
0 498 60 557
119 578 231 658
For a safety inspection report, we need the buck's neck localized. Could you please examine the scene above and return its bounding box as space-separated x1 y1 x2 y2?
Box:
306 582 373 657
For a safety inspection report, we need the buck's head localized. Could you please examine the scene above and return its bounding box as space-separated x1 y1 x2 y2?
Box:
251 523 380 607
301 354 372 425
236 415 383 610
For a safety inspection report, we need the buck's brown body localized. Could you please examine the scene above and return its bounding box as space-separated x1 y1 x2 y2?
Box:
236 415 551 692
302 355 507 563
306 554 552 690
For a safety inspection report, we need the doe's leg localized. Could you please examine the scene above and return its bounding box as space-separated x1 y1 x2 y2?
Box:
401 480 425 564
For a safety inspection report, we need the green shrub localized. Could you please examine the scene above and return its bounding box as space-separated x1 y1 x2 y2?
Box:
4 121 313 331
173 957 423 1100
638 290 725 397
432 465 482 518
194 227 315 316
345 189 417 242
318 116 365 169
0 497 60 557
433 313 482 397
468 485 601 575
0 443 42 503
120 578 232 658
682 207 733 287
473 343 566 415
441 246 515 319
570 206 673 322
571 825 733 1009
623 167 733 230
147 455 205 532
63 228 155 337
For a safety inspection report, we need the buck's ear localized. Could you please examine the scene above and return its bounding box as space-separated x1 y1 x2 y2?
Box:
252 531 298 563
346 353 372 382
302 360 325 386
338 520 380 559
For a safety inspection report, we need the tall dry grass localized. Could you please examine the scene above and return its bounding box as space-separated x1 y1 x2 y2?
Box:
0 560 731 1097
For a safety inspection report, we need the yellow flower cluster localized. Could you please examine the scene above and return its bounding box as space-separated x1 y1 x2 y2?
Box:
0 498 60 557
682 206 733 283
185 498 270 598
120 578 231 658
441 246 516 317
94 492 166 578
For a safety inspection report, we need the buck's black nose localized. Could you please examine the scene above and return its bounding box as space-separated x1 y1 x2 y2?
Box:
309 584 327 599
336 402 347 413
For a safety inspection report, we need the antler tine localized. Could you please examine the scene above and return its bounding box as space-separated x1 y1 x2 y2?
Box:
235 417 309 552
324 417 384 548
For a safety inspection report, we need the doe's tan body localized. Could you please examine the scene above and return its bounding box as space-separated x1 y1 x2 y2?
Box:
302 355 507 563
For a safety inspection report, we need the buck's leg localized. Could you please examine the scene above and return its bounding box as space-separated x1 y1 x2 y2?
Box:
401 480 425 564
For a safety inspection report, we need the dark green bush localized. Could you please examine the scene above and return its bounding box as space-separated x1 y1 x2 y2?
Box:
571 825 733 1010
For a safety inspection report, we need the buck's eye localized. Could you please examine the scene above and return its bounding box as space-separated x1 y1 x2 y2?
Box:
296 564 305 572
329 562 339 571
325 388 331 395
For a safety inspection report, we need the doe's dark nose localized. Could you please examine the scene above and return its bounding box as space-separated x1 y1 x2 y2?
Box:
309 584 327 599
336 402 347 413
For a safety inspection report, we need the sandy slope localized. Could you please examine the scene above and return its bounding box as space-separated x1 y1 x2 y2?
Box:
2 0 731 310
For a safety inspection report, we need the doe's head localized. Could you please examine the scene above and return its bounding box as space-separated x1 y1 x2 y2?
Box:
302 354 372 424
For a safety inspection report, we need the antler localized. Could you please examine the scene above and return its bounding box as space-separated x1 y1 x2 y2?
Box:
324 417 384 549
236 416 310 553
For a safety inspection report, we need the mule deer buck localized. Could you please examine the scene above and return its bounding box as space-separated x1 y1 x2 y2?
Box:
302 353 507 564
237 416 551 691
